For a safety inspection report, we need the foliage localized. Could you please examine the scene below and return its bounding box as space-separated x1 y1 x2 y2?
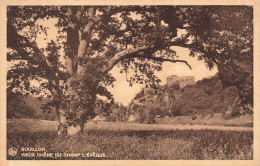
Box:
7 95 58 120
133 89 144 100
170 75 243 116
218 61 253 112
94 98 113 117
7 6 253 131
109 104 129 122
7 97 35 119
131 74 247 117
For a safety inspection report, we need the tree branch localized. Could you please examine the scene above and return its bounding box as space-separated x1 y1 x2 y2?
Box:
33 44 65 101
31 42 67 80
101 42 192 73
101 33 194 73
101 45 155 73
145 56 192 69
93 6 146 23
32 42 53 70
77 6 97 75
66 6 85 76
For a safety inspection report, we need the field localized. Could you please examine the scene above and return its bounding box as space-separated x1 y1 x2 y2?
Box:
7 119 253 160
155 114 253 127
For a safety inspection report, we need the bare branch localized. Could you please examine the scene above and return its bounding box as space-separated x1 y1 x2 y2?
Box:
145 56 192 69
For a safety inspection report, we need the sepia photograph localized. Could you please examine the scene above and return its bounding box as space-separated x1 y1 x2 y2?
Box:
0 0 260 165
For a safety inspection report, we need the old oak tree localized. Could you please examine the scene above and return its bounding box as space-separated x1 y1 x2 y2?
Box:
7 6 253 135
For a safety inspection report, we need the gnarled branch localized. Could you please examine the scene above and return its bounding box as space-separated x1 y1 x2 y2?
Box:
101 45 192 73
101 45 155 73
101 35 192 73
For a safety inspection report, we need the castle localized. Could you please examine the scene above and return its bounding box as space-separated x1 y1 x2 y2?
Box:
129 75 196 120
135 75 196 106
166 75 195 88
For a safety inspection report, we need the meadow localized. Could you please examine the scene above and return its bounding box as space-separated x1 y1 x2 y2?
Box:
7 119 253 160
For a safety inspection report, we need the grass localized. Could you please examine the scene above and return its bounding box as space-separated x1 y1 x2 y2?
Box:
7 120 253 160
155 113 253 127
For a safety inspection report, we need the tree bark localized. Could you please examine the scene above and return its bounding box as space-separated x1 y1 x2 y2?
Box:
57 108 68 136
56 7 83 136
56 7 100 136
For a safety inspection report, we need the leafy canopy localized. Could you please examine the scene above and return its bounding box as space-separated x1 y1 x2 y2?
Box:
7 6 253 109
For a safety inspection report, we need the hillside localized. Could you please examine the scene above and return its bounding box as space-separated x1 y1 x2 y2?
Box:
129 74 253 124
25 96 57 120
170 75 240 116
7 95 57 121
7 74 252 125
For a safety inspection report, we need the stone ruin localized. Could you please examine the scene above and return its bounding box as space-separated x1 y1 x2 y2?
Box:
166 75 195 88
127 75 196 122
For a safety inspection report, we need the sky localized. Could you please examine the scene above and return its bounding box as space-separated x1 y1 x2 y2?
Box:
12 18 218 106
108 46 218 105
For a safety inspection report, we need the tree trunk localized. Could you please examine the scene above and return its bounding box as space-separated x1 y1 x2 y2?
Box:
59 7 98 136
57 6 83 136
57 108 68 136
57 108 85 136
57 89 97 136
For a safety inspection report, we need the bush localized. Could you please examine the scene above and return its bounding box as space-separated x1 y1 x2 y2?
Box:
192 115 197 120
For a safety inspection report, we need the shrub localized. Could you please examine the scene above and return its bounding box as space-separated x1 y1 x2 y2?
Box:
192 115 197 120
